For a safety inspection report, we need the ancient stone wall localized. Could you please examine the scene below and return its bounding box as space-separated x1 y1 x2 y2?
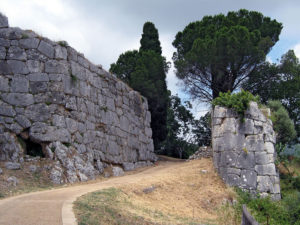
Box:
0 13 156 183
212 102 281 200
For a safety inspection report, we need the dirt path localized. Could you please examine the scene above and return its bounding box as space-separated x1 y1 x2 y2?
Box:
0 161 184 225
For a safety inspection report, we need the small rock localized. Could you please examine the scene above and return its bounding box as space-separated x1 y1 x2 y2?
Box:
143 185 156 194
201 170 208 174
112 167 124 177
29 165 37 173
0 167 3 174
7 176 18 186
5 162 21 170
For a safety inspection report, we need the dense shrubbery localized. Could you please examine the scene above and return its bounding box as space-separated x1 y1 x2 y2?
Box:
212 90 260 119
268 100 297 144
233 187 300 225
235 189 289 225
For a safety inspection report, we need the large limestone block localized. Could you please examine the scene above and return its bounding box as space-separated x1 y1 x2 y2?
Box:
236 152 255 169
0 13 8 28
240 170 257 189
255 164 277 176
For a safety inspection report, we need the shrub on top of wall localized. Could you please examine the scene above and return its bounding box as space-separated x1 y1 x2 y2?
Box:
212 90 260 120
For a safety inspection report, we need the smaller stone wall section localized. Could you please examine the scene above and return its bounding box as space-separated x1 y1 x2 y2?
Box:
212 102 280 200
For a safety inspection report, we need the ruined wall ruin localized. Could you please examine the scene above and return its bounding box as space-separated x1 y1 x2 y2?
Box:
212 102 281 200
0 13 156 183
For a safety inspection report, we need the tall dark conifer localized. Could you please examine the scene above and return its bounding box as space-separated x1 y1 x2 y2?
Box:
110 22 169 151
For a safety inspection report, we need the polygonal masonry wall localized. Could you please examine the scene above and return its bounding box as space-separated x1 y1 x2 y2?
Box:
212 102 281 200
0 13 156 183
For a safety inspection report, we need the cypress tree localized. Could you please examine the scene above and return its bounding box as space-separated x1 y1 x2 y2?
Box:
110 22 169 151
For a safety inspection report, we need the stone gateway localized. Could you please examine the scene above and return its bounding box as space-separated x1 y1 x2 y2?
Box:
0 13 156 183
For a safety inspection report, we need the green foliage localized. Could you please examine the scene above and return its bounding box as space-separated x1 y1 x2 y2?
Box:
139 22 162 54
161 95 198 158
100 106 108 112
212 90 260 119
173 9 282 102
235 189 289 225
21 33 29 39
109 50 139 83
57 40 68 47
110 22 169 150
268 100 297 144
243 50 300 137
192 112 211 147
70 73 78 83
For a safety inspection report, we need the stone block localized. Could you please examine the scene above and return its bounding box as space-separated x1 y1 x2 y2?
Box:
19 38 39 49
255 152 274 165
0 38 10 47
1 93 34 106
255 164 276 176
213 106 227 118
66 117 78 134
0 46 6 59
240 170 257 189
11 76 29 92
122 162 135 171
257 176 273 193
55 45 67 59
25 103 50 122
245 101 266 122
5 162 21 170
238 118 255 135
236 152 255 169
45 60 68 74
26 60 43 73
28 73 49 82
0 76 9 91
0 106 16 117
15 115 31 128
29 81 48 94
7 46 26 60
38 40 54 58
112 166 124 176
220 151 238 167
0 13 8 28
264 142 275 154
7 60 29 74
0 61 12 74
244 134 264 152
224 173 240 187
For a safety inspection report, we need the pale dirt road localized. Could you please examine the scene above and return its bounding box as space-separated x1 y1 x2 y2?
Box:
0 160 184 225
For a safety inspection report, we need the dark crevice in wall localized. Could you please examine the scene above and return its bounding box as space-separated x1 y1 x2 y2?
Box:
17 130 45 158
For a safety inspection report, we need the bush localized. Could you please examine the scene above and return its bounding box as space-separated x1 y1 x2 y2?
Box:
235 189 289 225
212 90 260 120
268 100 297 144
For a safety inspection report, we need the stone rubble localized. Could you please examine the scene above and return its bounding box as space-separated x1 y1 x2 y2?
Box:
7 176 18 186
187 146 212 160
212 102 281 200
0 13 156 184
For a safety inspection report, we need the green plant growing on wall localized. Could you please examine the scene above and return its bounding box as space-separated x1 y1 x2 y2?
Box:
212 90 260 121
70 73 77 84
57 40 68 47
100 106 108 112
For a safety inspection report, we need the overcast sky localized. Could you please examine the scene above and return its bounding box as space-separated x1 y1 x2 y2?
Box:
1 0 300 117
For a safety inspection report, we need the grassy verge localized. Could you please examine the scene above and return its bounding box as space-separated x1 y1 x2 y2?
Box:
74 188 214 225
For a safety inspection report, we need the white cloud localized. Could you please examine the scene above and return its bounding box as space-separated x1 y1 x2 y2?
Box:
294 43 300 59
